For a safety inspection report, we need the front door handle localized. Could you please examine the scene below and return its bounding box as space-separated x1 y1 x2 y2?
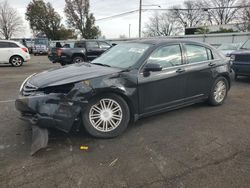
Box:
209 62 216 67
176 68 186 73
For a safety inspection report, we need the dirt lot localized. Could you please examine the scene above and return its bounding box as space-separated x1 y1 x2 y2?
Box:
0 56 250 188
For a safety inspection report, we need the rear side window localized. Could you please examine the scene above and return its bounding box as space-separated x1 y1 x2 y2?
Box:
98 41 111 49
74 42 85 48
148 44 182 68
86 41 99 48
185 44 213 63
0 42 20 48
8 42 19 48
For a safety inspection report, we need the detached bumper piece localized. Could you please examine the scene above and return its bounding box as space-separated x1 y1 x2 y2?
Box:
31 126 48 155
15 94 83 155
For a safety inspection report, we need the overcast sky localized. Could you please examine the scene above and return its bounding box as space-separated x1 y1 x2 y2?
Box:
2 0 185 39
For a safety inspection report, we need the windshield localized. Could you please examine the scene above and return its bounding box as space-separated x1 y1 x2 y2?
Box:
241 40 250 49
34 38 48 46
91 43 151 68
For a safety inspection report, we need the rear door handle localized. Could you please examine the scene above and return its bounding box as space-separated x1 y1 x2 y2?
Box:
209 62 216 67
176 68 186 73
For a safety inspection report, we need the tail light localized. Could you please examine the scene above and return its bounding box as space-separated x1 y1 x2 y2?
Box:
22 48 28 53
56 48 62 56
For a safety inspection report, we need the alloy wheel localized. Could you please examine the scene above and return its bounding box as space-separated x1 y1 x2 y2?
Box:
11 57 23 67
213 80 227 103
73 57 83 63
89 98 123 132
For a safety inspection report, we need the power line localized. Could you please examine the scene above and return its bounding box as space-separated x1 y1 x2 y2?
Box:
145 5 250 11
96 5 250 22
96 10 139 21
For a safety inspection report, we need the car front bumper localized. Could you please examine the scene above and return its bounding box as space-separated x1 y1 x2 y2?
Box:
232 61 250 76
15 94 84 132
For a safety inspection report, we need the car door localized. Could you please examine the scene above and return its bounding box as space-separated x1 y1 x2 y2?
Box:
0 42 11 63
85 41 102 61
183 43 217 98
138 44 188 114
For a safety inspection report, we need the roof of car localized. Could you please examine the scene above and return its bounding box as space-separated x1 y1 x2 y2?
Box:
126 38 208 46
76 39 108 42
0 40 19 43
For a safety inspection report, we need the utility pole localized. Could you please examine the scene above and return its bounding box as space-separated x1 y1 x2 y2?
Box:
129 24 131 38
139 0 142 38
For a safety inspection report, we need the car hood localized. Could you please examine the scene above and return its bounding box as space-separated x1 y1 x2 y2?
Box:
231 49 250 55
28 63 121 88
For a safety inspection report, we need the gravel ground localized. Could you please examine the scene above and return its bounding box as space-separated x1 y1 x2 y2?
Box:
0 56 250 188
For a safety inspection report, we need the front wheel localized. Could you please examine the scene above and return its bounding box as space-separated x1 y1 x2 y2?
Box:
10 56 23 67
82 94 130 138
208 77 229 106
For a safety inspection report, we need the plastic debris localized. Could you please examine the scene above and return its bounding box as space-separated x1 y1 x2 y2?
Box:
80 146 88 150
109 158 118 167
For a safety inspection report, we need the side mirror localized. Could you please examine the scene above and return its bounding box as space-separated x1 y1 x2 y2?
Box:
144 63 162 72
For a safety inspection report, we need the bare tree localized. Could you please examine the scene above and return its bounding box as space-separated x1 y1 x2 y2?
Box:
169 0 205 29
201 0 241 25
236 0 250 31
143 12 179 37
0 1 23 39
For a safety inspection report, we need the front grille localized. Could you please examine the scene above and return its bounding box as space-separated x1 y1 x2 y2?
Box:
22 82 38 96
235 54 250 62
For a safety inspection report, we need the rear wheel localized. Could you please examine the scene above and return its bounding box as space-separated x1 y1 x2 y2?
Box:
82 94 130 138
208 77 228 106
10 56 23 67
235 74 238 80
72 56 84 64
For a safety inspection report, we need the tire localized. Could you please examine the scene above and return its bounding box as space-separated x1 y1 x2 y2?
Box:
208 77 229 106
82 94 130 138
60 62 66 66
235 74 238 80
72 56 84 64
10 56 23 67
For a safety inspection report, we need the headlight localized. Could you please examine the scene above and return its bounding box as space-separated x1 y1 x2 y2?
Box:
230 55 235 61
19 73 36 92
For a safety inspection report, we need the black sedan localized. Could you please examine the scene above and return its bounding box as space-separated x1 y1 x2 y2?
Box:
16 39 233 139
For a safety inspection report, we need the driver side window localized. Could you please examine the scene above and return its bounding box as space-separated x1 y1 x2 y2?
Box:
148 44 182 69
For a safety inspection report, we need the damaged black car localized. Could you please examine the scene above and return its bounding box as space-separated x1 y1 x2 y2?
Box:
16 39 233 142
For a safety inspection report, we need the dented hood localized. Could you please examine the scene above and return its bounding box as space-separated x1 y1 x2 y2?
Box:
29 63 120 88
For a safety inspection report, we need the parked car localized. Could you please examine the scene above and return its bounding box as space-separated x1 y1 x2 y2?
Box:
48 40 112 65
0 40 30 67
33 38 49 55
230 39 250 79
16 39 233 139
217 43 242 57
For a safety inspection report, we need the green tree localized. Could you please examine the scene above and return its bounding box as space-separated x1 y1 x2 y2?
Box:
26 0 75 40
64 0 101 39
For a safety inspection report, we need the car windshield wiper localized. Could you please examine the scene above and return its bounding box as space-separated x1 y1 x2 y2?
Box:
92 63 111 67
240 47 250 50
120 66 133 72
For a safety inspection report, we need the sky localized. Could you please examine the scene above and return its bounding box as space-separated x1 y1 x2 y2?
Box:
2 0 185 39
